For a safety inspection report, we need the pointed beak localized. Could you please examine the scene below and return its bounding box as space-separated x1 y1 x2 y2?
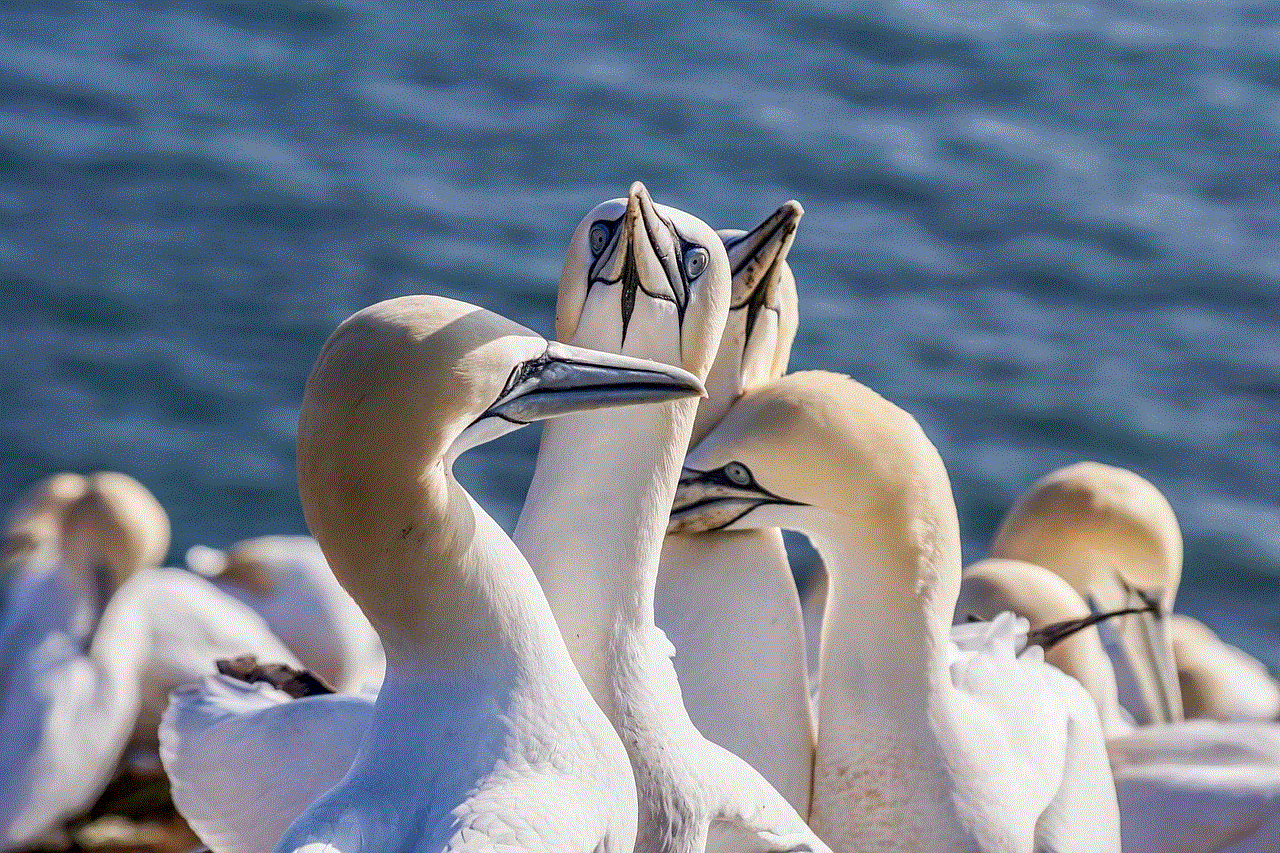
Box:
724 200 803 312
1093 586 1184 725
480 341 703 425
1024 600 1162 654
668 465 801 534
626 181 686 310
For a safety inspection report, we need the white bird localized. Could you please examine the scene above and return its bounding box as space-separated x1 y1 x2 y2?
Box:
2 474 91 689
168 293 706 853
1 473 155 660
0 471 169 748
653 199 816 816
186 535 384 692
957 556 1280 853
957 557 1136 738
0 473 298 850
670 371 1121 853
1168 612 1280 724
991 461 1185 726
2 472 88 592
515 182 828 853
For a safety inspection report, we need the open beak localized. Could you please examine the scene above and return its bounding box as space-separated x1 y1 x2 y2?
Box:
668 465 801 534
480 341 703 425
723 200 803 328
1092 584 1184 725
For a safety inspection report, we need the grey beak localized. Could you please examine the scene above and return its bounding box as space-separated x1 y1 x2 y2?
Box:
668 465 801 534
480 341 704 425
586 181 689 343
627 181 687 311
1093 584 1184 725
724 200 803 310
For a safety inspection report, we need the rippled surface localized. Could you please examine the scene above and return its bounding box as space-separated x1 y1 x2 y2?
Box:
3 1 1278 664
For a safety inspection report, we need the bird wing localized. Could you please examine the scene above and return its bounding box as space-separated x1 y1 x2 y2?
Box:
160 673 372 853
949 612 1121 852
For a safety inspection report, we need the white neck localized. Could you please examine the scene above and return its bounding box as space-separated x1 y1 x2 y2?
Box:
655 528 815 814
515 397 693 719
317 462 584 739
808 517 964 850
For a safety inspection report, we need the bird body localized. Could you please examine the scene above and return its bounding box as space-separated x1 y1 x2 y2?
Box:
517 184 826 853
2 564 298 849
671 371 1120 853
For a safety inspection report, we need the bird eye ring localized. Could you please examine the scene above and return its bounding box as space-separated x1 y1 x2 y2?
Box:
589 222 610 255
684 246 709 278
724 461 752 486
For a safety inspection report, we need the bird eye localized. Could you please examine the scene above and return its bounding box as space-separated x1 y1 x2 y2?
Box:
724 461 752 486
589 222 610 255
684 246 709 278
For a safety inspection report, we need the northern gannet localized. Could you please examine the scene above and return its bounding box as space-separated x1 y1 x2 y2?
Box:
2 472 88 589
2 474 90 684
1169 612 1280 724
957 556 1280 853
671 372 1121 853
0 472 167 716
1 473 160 659
186 535 384 692
516 184 829 853
957 557 1135 737
0 473 296 849
653 200 816 816
991 461 1185 725
170 294 705 853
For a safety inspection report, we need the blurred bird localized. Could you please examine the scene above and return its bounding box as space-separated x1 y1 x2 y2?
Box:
0 472 297 850
2 472 89 590
1169 612 1280 724
186 535 384 692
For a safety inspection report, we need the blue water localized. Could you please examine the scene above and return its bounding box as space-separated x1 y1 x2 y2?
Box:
3 1 1278 665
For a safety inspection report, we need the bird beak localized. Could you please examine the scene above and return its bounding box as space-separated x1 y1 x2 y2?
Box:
1023 599 1162 654
1093 585 1184 725
724 200 803 322
668 466 801 534
624 181 686 311
480 341 704 425
588 182 687 326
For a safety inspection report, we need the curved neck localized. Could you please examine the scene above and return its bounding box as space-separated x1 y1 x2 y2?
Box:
324 466 569 687
807 519 963 848
813 523 954 720
515 397 694 716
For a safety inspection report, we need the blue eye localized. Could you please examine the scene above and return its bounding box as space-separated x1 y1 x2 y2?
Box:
589 222 610 255
724 462 751 486
684 246 709 278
